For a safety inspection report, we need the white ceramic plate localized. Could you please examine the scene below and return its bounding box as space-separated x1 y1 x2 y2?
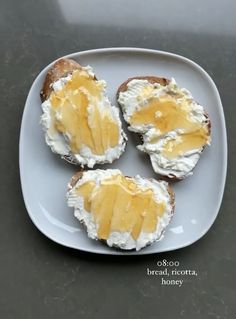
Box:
19 48 227 255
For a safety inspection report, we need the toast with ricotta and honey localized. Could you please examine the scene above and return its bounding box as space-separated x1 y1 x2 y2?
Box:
117 76 211 180
67 169 175 251
40 58 127 167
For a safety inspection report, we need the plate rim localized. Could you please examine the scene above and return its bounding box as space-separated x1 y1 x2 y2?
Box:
19 47 228 255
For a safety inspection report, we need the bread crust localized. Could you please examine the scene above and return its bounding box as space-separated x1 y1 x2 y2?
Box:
68 170 175 250
40 58 81 102
68 170 84 189
117 76 211 181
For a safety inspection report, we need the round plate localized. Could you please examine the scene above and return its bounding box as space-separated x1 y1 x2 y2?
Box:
19 48 227 255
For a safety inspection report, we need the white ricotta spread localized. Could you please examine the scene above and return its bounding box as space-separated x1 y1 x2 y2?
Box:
118 78 210 179
41 66 127 167
67 169 173 251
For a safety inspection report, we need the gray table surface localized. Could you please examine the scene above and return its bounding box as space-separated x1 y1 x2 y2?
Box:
1 0 235 318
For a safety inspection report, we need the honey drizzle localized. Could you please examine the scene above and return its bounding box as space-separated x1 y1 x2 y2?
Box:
49 69 119 155
130 96 209 158
76 174 166 240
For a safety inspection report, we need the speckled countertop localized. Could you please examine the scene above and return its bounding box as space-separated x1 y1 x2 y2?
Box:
1 0 235 318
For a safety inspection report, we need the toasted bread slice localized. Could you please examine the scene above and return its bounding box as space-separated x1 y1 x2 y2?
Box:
40 58 127 167
67 169 175 251
117 76 211 180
